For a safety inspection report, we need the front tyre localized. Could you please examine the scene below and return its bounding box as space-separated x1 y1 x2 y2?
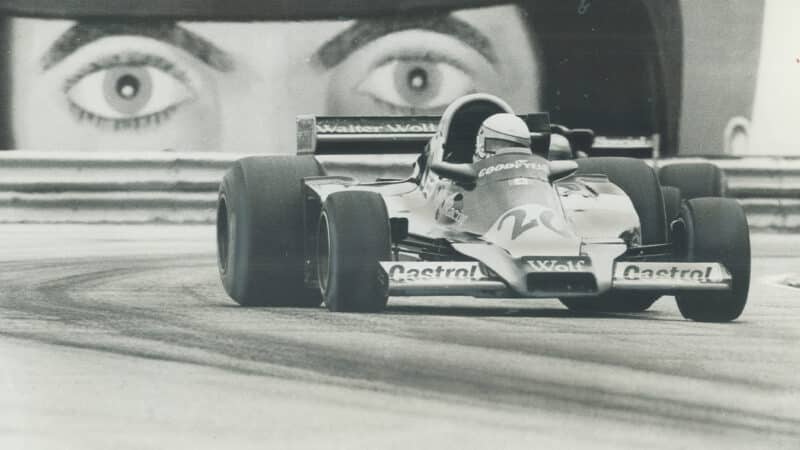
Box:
674 198 750 322
318 191 391 313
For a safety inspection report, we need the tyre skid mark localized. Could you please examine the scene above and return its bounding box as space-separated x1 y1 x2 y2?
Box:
6 284 800 440
0 257 208 329
2 257 800 440
3 323 799 441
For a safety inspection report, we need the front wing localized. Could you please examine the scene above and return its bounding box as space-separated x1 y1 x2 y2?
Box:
378 256 732 298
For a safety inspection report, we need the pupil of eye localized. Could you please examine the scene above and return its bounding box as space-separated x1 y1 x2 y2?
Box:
116 74 140 100
407 68 428 91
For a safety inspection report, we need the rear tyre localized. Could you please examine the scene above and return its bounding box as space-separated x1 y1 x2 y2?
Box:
674 198 750 322
576 157 667 244
318 191 391 313
658 163 725 199
217 156 324 307
564 158 666 313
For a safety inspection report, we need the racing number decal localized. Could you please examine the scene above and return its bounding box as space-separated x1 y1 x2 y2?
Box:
497 210 538 240
497 208 572 240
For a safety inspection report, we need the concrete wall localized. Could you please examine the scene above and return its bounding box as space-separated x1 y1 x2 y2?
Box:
678 0 764 155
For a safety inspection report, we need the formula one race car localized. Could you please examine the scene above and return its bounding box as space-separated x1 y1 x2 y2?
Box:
216 94 750 322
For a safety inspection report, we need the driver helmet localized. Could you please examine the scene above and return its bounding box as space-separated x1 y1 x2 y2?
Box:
475 113 531 160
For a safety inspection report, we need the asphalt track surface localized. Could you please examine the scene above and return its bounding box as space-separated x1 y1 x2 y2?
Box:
1 225 799 449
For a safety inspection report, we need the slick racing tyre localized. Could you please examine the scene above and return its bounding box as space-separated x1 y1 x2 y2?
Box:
674 198 750 322
658 162 725 200
217 156 324 307
318 191 391 313
565 158 667 313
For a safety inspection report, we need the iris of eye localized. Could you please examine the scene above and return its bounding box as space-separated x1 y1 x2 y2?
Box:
388 61 443 108
116 74 140 100
102 66 153 116
407 68 428 91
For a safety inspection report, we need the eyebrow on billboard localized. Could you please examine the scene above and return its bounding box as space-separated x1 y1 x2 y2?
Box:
40 22 234 72
314 15 498 69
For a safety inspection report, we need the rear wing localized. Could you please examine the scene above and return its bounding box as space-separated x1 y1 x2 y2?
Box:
296 114 658 158
296 114 552 156
296 115 438 155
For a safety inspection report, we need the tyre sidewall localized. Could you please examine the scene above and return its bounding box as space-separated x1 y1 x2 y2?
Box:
218 162 254 302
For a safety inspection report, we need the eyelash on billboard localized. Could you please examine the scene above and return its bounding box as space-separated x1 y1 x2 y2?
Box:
68 101 180 131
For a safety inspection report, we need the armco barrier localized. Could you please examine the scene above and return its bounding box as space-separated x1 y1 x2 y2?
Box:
0 152 415 223
1 152 798 230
